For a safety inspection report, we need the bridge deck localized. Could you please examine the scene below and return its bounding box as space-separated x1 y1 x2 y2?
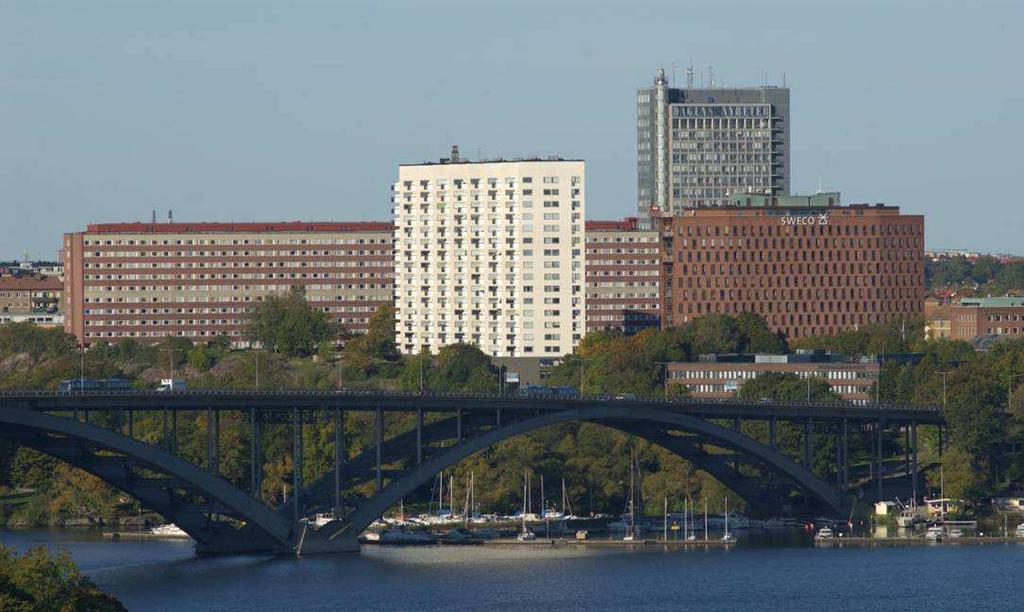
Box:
0 390 944 423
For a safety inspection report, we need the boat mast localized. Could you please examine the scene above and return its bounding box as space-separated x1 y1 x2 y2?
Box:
704 498 708 542
522 470 528 533
724 496 730 538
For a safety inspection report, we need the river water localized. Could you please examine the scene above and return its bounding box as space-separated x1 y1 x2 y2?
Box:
2 529 1022 611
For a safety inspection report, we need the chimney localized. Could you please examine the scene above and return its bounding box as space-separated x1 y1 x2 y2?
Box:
168 209 173 223
450 145 460 163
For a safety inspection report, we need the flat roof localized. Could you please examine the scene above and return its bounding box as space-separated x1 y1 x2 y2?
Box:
81 221 394 234
959 297 1024 308
0 276 63 290
399 157 583 167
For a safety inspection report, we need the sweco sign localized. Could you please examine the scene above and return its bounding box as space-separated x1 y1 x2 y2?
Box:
780 213 830 226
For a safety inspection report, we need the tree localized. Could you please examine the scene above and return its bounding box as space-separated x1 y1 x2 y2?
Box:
0 545 125 611
245 286 336 357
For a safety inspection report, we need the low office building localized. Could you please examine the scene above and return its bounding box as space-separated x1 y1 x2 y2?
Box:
926 297 1024 342
393 149 585 358
584 218 661 334
0 276 63 318
666 352 882 404
665 199 925 339
63 221 393 347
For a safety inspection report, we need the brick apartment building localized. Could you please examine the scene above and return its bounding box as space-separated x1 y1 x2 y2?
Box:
665 200 925 339
0 276 64 327
584 218 662 334
63 222 393 347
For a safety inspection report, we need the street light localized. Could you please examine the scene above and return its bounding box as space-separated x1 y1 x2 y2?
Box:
655 361 672 397
579 358 592 395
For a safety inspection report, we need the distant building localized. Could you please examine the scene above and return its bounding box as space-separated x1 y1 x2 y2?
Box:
666 352 889 404
584 218 661 334
637 67 790 226
393 149 585 358
0 276 63 316
926 297 1024 342
664 202 925 339
63 221 393 347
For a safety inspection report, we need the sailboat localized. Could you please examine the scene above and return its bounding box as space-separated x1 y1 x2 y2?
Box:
721 496 736 543
517 470 536 541
623 448 639 541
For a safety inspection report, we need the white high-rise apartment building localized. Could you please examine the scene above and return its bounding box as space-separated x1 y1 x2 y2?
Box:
393 149 585 358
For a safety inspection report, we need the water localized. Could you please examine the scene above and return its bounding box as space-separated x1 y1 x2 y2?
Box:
3 529 1023 611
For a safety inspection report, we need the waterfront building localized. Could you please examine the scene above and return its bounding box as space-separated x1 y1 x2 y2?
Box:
925 297 1024 342
584 218 661 334
665 201 925 339
666 352 882 404
637 67 790 226
393 148 585 358
62 221 393 347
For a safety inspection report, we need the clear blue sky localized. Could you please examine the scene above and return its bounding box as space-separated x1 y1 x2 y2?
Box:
2 0 1022 259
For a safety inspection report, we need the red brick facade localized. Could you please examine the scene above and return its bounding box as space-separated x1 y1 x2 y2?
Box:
63 222 394 347
584 218 662 334
667 205 924 339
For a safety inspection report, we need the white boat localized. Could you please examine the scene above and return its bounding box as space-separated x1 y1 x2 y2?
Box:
575 530 589 540
149 524 189 538
363 531 381 542
814 527 834 541
947 528 964 539
925 526 944 541
720 497 736 543
516 530 537 541
376 528 437 544
1016 523 1024 538
517 470 536 541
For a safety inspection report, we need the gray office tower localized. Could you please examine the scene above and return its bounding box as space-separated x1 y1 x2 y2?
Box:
636 68 790 227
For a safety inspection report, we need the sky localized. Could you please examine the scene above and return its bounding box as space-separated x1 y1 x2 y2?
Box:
2 0 1022 259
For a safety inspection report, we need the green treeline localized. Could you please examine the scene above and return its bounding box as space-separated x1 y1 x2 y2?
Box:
927 255 1024 295
2 296 1024 524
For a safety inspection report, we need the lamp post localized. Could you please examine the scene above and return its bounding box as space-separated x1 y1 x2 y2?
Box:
655 361 672 397
79 341 85 394
579 358 592 395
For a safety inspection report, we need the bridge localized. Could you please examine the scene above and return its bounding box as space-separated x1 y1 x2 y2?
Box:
0 390 943 555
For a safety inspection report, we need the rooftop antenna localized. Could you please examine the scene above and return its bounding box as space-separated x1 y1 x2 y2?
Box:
817 178 823 194
168 209 173 223
671 62 678 87
783 72 787 88
708 65 715 88
686 61 694 88
151 209 156 224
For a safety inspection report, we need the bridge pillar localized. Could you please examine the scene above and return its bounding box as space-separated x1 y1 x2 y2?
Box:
294 408 304 521
334 407 344 516
457 408 463 442
496 408 501 427
769 416 776 449
841 418 849 491
911 421 918 502
875 420 884 500
249 407 261 496
803 418 812 468
415 408 423 466
206 407 214 471
171 409 177 454
375 407 383 492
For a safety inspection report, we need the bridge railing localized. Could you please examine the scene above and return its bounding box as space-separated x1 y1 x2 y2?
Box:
0 388 942 414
